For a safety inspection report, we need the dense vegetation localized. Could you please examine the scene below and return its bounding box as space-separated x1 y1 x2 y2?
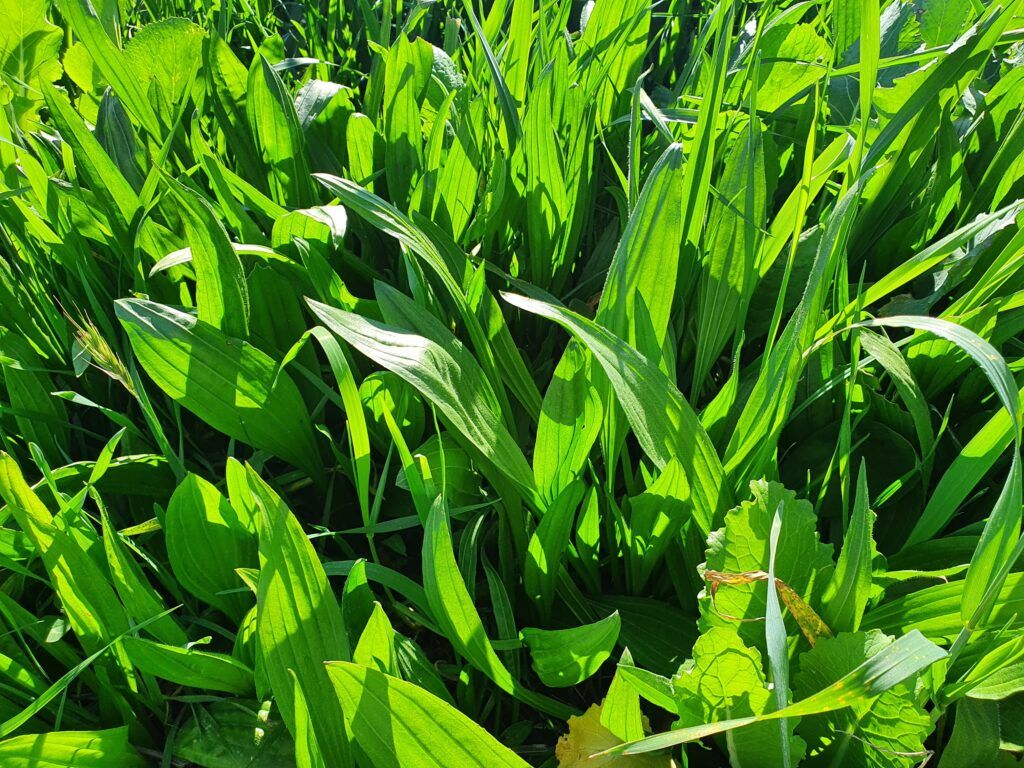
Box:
1 0 1023 764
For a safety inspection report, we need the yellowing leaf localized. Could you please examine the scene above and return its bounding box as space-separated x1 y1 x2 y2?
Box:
555 704 674 768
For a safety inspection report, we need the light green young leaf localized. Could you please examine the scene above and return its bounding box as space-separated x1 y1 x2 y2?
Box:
165 473 256 620
122 637 253 695
116 299 321 479
163 180 250 338
520 612 619 688
0 0 63 129
247 467 352 767
503 292 728 534
326 661 529 768
672 628 805 768
601 648 644 743
247 56 315 207
308 299 537 502
533 342 601 503
291 670 327 768
353 602 398 676
0 728 144 767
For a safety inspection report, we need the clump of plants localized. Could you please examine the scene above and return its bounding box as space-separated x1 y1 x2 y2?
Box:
0 0 1023 765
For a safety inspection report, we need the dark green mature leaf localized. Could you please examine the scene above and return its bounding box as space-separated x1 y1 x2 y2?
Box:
794 631 932 768
859 316 1021 630
173 701 296 768
822 462 876 632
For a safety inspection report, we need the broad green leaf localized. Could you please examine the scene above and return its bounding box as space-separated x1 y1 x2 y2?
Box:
58 0 162 137
422 496 572 719
247 56 315 207
173 701 296 768
309 299 537 502
700 480 834 653
291 670 326 768
863 573 1024 642
504 292 728 534
40 81 140 228
793 631 933 768
626 459 690 592
325 661 530 768
165 473 256 619
122 637 253 695
116 299 321 478
247 467 352 767
383 35 431 208
520 612 619 688
0 728 144 767
693 118 767 394
938 698 1000 768
533 342 601 503
122 17 204 121
946 634 1024 702
755 24 830 112
163 180 249 338
609 630 945 755
672 628 805 768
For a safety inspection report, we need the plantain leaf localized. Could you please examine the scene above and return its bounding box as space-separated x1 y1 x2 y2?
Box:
247 467 352 767
503 292 728 534
326 661 529 768
116 299 321 478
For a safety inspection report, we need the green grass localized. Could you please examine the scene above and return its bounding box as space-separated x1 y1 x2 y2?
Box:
0 0 1023 765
